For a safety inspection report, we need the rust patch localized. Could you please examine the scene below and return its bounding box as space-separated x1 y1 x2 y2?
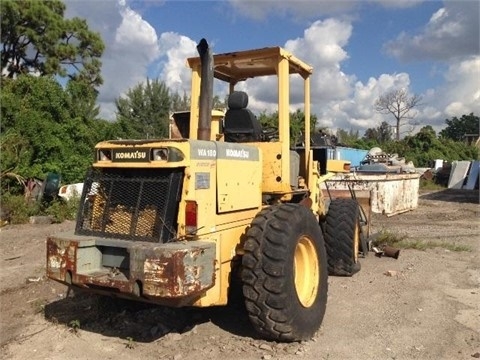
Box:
143 247 213 298
74 273 134 294
46 238 78 282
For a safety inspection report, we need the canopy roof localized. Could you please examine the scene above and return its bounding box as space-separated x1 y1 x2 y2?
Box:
187 46 313 84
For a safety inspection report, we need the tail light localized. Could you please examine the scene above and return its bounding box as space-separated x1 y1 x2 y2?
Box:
185 201 198 234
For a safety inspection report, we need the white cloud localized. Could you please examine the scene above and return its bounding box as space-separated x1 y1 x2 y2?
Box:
286 19 351 66
284 20 354 106
317 73 413 131
65 0 160 119
153 33 233 104
421 56 480 129
114 8 158 49
384 1 480 61
156 33 198 93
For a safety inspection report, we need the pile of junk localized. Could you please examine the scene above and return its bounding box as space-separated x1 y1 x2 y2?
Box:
357 147 417 174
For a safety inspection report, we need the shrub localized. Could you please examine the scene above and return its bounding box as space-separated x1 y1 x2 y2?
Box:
45 197 79 223
0 193 79 224
0 194 41 224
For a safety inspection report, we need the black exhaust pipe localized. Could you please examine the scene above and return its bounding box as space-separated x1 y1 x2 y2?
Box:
196 38 213 141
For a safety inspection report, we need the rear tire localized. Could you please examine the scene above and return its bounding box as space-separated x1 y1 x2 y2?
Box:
324 199 361 276
241 204 328 342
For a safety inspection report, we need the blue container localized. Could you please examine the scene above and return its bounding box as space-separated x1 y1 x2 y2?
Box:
334 147 368 168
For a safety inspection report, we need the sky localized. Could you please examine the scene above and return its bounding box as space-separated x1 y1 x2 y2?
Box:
64 0 480 136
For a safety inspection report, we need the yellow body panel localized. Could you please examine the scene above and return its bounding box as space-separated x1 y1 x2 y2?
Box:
327 159 351 173
216 161 259 212
188 143 262 305
252 142 292 193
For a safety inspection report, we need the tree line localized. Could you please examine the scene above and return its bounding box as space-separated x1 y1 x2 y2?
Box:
1 0 478 198
335 115 478 167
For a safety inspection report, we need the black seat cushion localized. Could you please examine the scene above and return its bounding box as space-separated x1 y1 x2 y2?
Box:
224 91 262 142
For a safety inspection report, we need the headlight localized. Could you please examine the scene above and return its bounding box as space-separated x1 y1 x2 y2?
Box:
152 148 169 161
98 149 112 161
151 147 184 162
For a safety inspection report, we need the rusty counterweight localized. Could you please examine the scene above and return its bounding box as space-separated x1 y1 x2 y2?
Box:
46 231 216 306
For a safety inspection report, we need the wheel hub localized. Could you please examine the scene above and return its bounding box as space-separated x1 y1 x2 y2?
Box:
294 236 319 307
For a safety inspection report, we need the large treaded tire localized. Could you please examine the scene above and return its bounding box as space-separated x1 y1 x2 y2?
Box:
241 204 328 342
324 199 361 276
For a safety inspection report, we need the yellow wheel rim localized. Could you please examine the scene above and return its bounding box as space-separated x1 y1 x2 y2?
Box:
353 220 360 263
294 236 319 308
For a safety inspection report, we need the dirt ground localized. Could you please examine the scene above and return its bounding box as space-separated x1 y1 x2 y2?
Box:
0 189 479 360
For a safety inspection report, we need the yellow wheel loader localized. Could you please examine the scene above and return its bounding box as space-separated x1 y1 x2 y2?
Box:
46 39 363 342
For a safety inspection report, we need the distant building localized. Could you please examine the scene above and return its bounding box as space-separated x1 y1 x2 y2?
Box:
463 133 480 146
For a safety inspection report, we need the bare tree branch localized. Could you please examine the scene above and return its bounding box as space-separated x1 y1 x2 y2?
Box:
374 88 422 140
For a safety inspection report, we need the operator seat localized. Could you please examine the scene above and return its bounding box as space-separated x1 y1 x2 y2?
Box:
224 91 262 142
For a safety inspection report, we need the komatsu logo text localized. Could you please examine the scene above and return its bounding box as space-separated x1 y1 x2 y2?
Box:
112 149 149 162
226 148 249 159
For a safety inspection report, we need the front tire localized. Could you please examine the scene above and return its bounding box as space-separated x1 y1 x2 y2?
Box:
323 199 362 276
241 204 328 342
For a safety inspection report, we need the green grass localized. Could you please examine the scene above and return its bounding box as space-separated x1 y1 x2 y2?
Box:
372 229 471 252
124 337 136 349
31 298 47 314
68 319 81 335
419 178 445 190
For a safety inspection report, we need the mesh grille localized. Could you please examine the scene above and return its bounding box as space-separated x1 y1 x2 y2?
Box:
75 167 183 243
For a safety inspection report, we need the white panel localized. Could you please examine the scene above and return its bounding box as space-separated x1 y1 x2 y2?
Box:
448 161 471 189
464 161 479 190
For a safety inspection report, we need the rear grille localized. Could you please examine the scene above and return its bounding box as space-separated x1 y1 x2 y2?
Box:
75 167 183 243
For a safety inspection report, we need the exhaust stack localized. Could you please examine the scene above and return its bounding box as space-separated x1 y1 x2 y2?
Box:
196 38 213 141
